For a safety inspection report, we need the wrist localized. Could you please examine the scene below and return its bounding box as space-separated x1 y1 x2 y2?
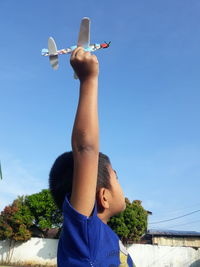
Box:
80 76 98 86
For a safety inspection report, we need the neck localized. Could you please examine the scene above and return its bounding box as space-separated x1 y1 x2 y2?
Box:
97 211 110 224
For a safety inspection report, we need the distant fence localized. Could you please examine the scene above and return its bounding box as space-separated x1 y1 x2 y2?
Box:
0 238 200 266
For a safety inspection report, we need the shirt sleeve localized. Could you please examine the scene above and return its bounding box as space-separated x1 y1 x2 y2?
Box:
60 194 102 261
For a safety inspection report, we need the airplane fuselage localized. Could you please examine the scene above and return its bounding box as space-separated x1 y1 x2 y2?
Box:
42 44 102 57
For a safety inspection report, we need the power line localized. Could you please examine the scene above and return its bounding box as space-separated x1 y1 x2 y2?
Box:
150 202 200 219
165 219 200 229
151 218 200 230
149 209 200 224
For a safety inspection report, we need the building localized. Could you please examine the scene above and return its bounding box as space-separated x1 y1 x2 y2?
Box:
142 229 200 248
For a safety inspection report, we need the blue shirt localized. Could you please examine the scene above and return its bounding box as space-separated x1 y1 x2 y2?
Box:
57 195 135 267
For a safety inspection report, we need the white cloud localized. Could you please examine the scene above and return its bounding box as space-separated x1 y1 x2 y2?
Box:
0 154 46 211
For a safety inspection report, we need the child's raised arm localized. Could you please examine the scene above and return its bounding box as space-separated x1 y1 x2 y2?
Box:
70 47 99 217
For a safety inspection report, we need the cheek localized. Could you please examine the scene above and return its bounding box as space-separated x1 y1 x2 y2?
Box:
117 194 126 213
117 183 124 198
117 184 125 203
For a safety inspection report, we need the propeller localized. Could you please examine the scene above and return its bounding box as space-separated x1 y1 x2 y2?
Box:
101 41 111 49
104 41 111 47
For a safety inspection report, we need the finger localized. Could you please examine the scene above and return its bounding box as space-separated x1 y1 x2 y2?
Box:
91 54 99 63
75 47 85 58
84 51 91 58
71 47 82 60
71 47 84 61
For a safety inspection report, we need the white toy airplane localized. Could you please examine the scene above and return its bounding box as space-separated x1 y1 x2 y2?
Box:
41 17 110 76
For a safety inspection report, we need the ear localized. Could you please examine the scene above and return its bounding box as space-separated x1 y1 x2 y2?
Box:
98 188 111 210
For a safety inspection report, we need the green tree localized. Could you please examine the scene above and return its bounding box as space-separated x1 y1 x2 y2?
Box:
0 190 147 243
25 189 63 232
0 189 63 241
108 198 147 243
0 197 33 241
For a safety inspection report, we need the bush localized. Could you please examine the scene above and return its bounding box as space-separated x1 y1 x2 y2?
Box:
0 190 63 241
108 198 147 243
0 197 33 241
25 189 63 231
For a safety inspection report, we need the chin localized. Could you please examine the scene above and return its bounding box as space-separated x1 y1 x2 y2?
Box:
112 199 126 216
116 202 126 215
121 201 126 212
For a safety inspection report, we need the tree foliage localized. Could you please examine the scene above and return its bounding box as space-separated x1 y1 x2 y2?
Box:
0 197 33 241
0 190 147 243
25 189 63 230
0 189 62 241
108 198 147 243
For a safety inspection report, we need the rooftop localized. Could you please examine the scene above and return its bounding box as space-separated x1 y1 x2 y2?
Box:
147 229 200 237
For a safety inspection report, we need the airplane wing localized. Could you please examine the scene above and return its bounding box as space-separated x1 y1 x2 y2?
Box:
73 17 90 79
77 17 90 48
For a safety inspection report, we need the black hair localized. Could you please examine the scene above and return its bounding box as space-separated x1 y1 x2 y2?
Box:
49 151 111 210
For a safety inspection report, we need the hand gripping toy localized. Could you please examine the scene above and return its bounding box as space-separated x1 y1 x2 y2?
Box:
41 17 110 78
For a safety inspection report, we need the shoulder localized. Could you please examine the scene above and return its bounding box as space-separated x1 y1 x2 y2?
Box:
62 194 98 223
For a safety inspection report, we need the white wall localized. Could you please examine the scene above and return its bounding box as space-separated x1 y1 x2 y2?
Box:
0 238 200 266
0 238 57 266
128 244 200 267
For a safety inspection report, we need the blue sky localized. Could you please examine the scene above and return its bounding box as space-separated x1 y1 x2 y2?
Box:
0 0 200 232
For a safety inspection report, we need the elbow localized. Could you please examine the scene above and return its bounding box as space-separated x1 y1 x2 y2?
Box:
72 130 98 154
74 144 97 154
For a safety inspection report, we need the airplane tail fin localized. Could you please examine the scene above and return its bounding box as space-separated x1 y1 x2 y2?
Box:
49 55 59 70
48 37 59 70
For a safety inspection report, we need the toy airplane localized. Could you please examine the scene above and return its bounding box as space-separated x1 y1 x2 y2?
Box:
41 17 110 75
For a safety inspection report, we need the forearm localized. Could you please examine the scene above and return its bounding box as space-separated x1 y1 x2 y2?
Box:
72 78 99 153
